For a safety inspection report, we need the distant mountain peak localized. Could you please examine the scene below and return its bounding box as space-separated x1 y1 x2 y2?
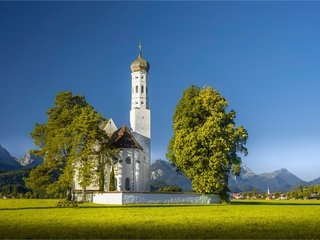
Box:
150 159 192 191
240 165 255 179
17 151 43 168
0 144 11 155
150 160 311 193
0 144 21 171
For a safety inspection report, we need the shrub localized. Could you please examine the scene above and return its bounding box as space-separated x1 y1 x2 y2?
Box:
158 186 182 192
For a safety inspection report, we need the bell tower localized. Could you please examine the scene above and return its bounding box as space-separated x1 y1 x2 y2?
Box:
130 44 150 138
130 44 151 191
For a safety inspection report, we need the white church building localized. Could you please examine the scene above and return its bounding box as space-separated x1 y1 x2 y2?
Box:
74 45 151 193
73 46 221 204
105 45 151 193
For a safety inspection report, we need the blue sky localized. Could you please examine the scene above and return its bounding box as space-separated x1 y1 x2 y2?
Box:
1 1 320 181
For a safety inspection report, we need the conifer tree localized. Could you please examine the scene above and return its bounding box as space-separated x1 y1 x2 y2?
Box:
109 166 116 191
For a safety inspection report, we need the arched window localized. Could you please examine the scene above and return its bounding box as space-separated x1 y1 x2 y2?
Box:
141 85 144 94
125 156 131 164
125 177 130 191
136 86 138 93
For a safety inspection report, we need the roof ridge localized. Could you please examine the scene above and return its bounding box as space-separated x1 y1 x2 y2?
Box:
110 125 143 151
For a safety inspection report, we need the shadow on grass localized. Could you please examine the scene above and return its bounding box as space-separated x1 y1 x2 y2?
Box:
231 200 320 206
80 204 218 209
2 201 320 211
0 206 59 211
0 204 219 211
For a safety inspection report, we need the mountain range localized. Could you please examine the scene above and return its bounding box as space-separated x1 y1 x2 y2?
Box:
0 144 319 193
0 144 21 171
0 145 43 171
151 159 320 193
229 167 306 192
150 159 192 191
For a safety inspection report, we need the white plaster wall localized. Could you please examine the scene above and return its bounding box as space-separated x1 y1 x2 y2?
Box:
133 133 151 192
92 193 221 205
130 109 151 139
121 149 133 191
133 149 141 191
115 149 139 192
103 119 118 135
131 71 148 109
130 68 151 193
123 193 221 204
74 163 99 191
93 193 123 204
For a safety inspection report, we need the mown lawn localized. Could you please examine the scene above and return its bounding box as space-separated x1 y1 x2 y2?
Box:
0 199 319 239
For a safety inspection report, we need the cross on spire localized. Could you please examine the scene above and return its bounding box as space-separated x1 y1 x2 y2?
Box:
138 42 142 57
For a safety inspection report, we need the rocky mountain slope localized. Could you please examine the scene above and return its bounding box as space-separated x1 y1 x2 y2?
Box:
17 151 43 168
0 145 21 171
0 145 43 171
150 159 192 191
229 167 306 192
309 177 320 185
151 159 315 193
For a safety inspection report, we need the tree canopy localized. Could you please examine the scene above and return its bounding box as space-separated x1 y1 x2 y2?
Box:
25 91 115 198
166 85 248 198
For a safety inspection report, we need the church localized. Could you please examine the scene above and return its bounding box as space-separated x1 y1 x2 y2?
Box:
74 45 151 193
73 46 220 204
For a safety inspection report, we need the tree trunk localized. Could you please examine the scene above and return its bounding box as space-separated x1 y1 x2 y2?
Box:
82 187 86 202
66 187 72 201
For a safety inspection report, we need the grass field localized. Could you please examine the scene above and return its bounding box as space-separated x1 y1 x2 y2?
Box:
0 199 320 239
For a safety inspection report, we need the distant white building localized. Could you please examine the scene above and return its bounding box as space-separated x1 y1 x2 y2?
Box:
74 45 151 193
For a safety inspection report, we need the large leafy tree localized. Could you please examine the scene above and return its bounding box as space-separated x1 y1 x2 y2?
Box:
25 92 115 199
167 86 248 199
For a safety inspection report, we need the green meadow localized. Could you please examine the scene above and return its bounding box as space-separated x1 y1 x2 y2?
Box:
0 199 319 239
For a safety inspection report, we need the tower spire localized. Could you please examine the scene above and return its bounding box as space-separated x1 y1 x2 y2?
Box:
139 42 142 57
130 43 150 72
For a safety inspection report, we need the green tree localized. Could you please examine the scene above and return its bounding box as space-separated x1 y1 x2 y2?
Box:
252 188 257 198
25 91 115 200
109 166 116 191
167 86 248 199
158 185 182 193
274 192 281 199
72 105 119 199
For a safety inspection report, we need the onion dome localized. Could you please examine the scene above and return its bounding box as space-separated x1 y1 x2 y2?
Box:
130 44 150 72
